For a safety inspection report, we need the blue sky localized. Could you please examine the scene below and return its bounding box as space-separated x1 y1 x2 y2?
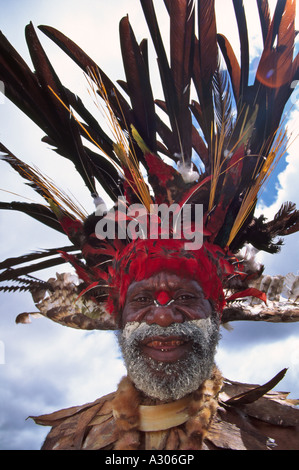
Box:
0 0 299 450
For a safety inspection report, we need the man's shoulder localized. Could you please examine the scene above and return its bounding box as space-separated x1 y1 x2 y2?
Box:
30 390 117 450
205 376 299 450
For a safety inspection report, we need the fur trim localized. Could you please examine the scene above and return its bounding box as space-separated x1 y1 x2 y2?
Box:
184 367 223 449
111 376 141 450
112 368 223 450
112 376 141 431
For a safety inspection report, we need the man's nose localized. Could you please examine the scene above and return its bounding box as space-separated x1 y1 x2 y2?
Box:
145 305 184 327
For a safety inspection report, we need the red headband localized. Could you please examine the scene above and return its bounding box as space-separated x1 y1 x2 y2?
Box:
106 239 227 317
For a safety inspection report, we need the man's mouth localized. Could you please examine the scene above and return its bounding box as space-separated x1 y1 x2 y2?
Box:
140 335 191 362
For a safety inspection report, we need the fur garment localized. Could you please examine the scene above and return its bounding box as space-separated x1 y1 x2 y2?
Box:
111 367 223 450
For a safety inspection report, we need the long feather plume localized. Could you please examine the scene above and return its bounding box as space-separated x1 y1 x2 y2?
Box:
227 124 290 247
49 69 153 212
0 144 87 221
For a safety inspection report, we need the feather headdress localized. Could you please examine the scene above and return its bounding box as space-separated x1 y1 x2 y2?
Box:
0 0 298 329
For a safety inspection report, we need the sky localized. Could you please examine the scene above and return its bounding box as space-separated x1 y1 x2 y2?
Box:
0 0 299 450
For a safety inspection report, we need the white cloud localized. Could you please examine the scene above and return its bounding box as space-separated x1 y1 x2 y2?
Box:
217 324 299 399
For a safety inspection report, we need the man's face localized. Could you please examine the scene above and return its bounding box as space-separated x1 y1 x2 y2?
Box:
118 272 220 402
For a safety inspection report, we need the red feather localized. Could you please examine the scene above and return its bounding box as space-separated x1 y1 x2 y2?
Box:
226 288 267 305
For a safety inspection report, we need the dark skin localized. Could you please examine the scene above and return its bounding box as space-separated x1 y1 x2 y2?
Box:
122 272 213 363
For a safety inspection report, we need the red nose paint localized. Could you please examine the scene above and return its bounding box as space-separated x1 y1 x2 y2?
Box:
155 291 172 305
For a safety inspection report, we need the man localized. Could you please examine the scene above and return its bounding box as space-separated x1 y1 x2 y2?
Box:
30 240 299 450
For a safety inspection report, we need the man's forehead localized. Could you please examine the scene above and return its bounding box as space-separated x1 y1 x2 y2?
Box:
126 272 203 294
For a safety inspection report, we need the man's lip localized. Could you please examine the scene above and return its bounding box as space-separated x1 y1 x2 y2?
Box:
140 335 191 362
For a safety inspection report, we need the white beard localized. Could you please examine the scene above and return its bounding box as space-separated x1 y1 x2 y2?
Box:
117 318 220 402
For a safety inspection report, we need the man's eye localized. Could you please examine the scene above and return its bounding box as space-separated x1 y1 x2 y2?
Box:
134 296 152 303
176 294 194 301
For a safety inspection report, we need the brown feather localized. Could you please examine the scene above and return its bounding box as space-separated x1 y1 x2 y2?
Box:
256 0 296 90
38 24 131 128
256 0 271 45
217 33 241 101
197 0 218 87
119 16 156 153
168 0 195 162
232 0 249 96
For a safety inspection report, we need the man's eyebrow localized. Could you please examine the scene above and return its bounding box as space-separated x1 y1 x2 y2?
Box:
126 281 150 296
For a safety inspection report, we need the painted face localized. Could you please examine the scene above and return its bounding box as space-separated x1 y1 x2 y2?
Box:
122 272 213 323
121 272 214 365
118 271 220 401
